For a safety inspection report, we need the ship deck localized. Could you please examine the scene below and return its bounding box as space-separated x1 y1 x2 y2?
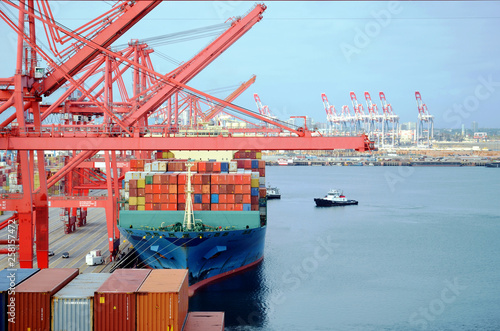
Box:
0 207 127 273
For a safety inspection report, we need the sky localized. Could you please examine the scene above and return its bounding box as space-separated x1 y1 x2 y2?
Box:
1 1 500 129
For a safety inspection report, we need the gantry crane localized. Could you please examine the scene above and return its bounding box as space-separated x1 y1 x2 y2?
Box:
415 91 434 147
0 1 373 268
379 92 400 147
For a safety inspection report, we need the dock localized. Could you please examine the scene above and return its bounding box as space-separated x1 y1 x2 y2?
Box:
0 208 126 273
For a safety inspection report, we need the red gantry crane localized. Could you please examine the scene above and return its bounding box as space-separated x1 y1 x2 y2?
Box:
415 91 434 147
0 1 373 268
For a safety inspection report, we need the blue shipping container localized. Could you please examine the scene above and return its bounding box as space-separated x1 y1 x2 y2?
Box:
251 187 259 196
243 204 251 211
0 268 40 330
251 160 259 169
194 194 202 204
211 194 219 204
220 162 229 173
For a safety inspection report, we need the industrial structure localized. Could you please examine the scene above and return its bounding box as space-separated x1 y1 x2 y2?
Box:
415 91 434 147
321 91 400 148
0 1 372 269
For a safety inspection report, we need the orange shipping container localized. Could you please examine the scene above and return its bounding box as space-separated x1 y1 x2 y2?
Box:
161 185 169 194
198 161 206 172
194 203 202 211
213 162 221 172
178 193 186 203
227 174 235 184
219 174 227 184
243 194 251 204
193 174 203 185
218 203 227 211
219 194 227 203
10 268 79 331
235 185 243 194
211 204 219 211
136 270 188 331
169 194 178 203
153 194 162 203
145 185 154 194
178 184 186 194
235 174 243 184
161 203 169 211
243 174 251 185
169 174 178 184
227 204 235 211
160 174 169 185
178 173 187 185
201 185 210 194
145 203 154 210
95 269 150 331
145 194 154 203
202 194 210 204
235 204 243 211
211 185 219 194
153 175 162 185
194 184 202 194
227 194 235 204
211 174 219 184
169 185 177 194
242 185 251 194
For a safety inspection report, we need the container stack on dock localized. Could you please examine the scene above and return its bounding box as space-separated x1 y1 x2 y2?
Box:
124 151 267 214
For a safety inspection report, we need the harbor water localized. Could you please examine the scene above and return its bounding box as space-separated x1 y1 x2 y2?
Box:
189 166 500 330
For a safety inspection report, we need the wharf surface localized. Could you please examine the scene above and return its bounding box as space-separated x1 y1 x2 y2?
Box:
0 208 125 273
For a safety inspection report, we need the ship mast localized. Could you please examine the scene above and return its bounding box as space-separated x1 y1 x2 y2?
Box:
183 161 195 230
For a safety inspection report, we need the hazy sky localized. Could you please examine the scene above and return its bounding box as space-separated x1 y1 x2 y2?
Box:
1 1 499 129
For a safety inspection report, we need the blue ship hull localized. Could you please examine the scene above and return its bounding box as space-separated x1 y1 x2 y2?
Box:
119 224 266 288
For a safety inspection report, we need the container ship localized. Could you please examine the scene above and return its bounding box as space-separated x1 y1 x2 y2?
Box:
118 151 267 293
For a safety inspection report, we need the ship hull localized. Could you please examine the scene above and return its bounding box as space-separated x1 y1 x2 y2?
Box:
314 198 358 207
118 210 266 290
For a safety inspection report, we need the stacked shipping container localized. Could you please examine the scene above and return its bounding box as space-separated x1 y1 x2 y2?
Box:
183 312 225 331
125 152 266 214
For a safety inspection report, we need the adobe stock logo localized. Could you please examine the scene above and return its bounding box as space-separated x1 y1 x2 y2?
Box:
340 1 403 63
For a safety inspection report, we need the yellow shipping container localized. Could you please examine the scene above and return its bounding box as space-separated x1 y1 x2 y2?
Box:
137 197 146 205
129 197 138 205
251 178 259 188
137 205 146 211
137 179 146 189
256 152 262 159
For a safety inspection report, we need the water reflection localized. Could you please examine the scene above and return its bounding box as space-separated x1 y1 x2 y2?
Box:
189 261 269 328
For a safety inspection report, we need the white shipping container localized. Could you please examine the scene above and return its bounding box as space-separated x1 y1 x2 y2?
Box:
259 177 266 186
151 161 160 171
144 163 152 172
229 161 237 172
158 161 167 171
251 171 260 179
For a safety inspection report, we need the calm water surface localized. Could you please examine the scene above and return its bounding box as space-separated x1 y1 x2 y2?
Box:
190 166 500 330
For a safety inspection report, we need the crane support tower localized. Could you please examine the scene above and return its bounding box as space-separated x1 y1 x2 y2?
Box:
379 92 400 147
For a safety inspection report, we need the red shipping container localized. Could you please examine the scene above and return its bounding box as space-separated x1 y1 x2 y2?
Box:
129 188 138 197
243 174 251 185
169 203 178 210
161 204 169 211
243 194 251 204
95 269 150 331
145 203 154 210
198 161 206 173
201 185 210 194
178 173 187 185
219 174 227 184
251 204 259 211
129 205 138 211
160 174 169 185
219 194 227 203
219 184 227 194
235 185 243 194
153 184 162 194
178 184 186 194
205 162 213 173
213 162 221 172
129 179 138 189
10 268 79 331
194 185 202 194
193 174 203 185
227 174 235 184
194 203 202 211
169 174 178 184
211 185 219 194
202 203 210 210
138 188 146 197
153 203 161 210
235 174 243 185
227 194 235 204
153 194 162 203
145 185 154 194
235 194 243 204
227 184 235 194
211 204 219 211
219 203 227 211
258 160 265 169
161 185 169 194
242 185 251 194
202 174 210 185
236 159 244 168
251 196 259 205
130 159 138 170
191 163 198 172
235 204 243 211
178 193 186 204
183 312 224 331
178 203 186 210
259 188 267 198
145 194 154 203
169 194 177 203
202 194 211 204
227 204 235 211
259 168 265 177
211 174 219 184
